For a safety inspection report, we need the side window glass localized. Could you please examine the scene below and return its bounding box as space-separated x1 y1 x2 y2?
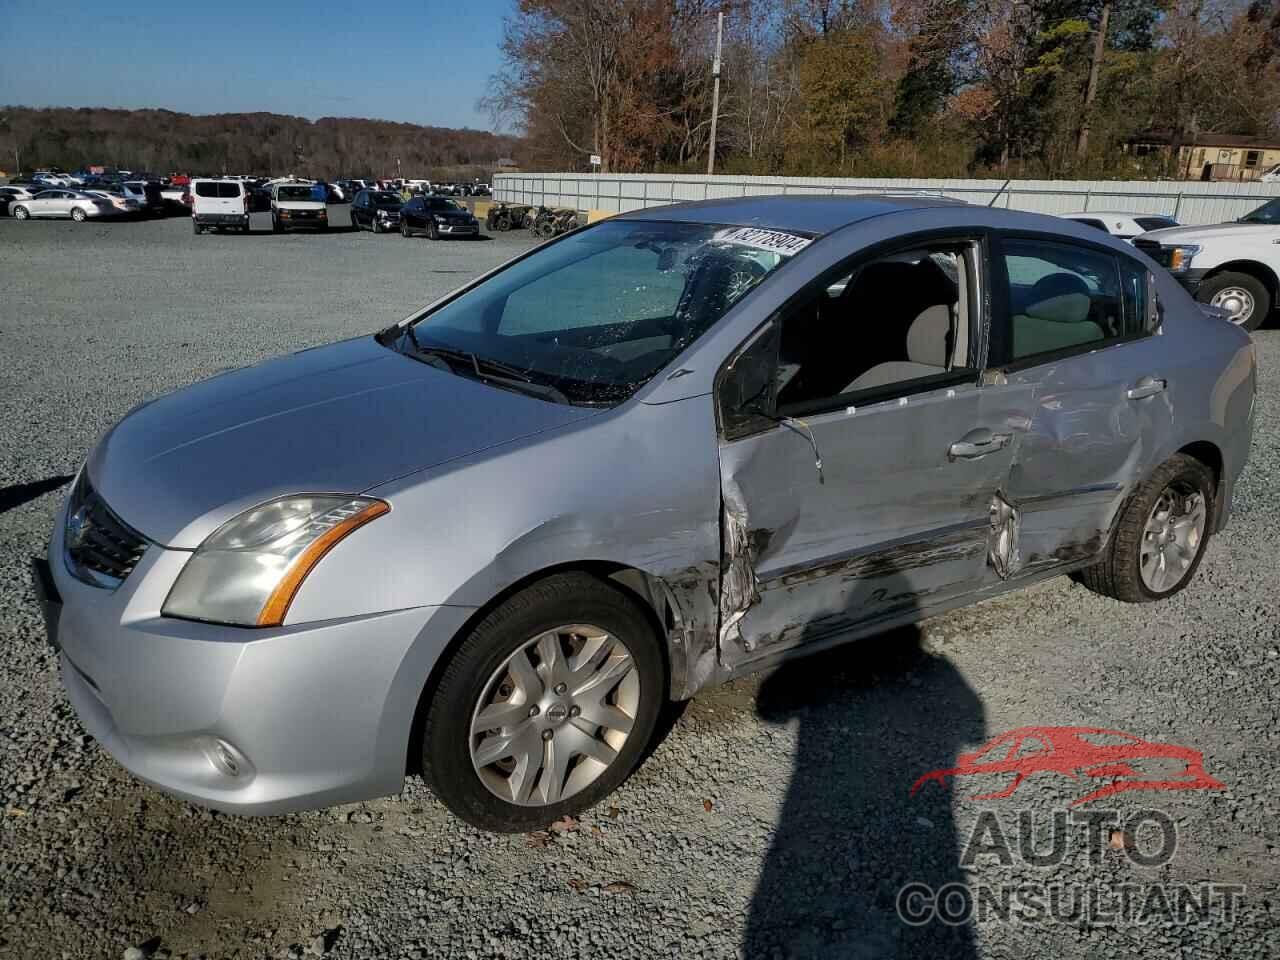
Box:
1001 240 1122 363
775 244 974 413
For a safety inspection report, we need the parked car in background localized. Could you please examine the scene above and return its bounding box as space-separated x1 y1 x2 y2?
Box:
190 178 250 234
1134 196 1280 329
1259 164 1280 183
122 180 164 217
0 185 39 215
271 182 329 232
350 189 403 232
81 188 142 217
10 189 120 221
32 196 1255 832
399 195 480 239
1061 211 1180 241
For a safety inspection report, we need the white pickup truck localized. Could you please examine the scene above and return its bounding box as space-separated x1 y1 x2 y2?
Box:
1134 195 1280 330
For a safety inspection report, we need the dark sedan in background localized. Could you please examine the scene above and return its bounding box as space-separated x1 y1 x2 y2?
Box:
399 195 480 239
350 190 404 233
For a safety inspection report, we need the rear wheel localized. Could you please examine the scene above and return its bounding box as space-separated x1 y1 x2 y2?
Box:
1076 453 1215 603
192 219 203 235
421 572 664 832
71 207 87 222
1197 271 1271 331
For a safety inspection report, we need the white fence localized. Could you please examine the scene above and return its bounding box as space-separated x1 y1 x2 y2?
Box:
493 173 1280 226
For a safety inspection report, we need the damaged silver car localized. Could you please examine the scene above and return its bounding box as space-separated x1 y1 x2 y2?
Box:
33 196 1256 831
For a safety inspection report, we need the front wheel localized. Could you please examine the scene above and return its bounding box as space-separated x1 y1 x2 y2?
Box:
428 221 440 241
421 572 664 832
1076 453 1215 603
193 219 203 235
1197 271 1271 332
372 217 382 234
12 206 29 220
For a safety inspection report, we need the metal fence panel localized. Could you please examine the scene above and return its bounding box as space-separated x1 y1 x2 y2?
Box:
493 173 1280 225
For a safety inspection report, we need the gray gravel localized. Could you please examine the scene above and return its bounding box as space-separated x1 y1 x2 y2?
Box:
1 210 1278 960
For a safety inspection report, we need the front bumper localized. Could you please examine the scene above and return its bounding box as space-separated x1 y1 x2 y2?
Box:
37 498 474 815
437 222 479 236
1173 268 1210 298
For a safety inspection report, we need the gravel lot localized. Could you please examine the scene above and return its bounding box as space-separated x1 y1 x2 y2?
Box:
1 208 1278 960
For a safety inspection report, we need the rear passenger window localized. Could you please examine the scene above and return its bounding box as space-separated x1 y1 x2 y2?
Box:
217 183 242 198
999 240 1124 364
195 182 219 198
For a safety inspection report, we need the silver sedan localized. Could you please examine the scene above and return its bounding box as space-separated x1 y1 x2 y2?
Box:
34 196 1255 831
10 189 121 221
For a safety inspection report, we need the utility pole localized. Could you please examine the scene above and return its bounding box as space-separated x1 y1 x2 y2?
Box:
706 11 724 176
1076 1 1110 160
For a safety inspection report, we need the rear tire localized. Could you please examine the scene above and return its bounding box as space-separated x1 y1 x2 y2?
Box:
1076 453 1215 603
421 572 664 832
192 219 203 235
1197 271 1271 331
71 207 87 222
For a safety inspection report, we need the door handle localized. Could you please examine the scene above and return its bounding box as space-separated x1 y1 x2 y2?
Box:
948 428 1012 461
1127 376 1167 400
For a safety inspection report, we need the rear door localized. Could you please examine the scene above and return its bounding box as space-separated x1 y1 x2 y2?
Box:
715 232 1020 669
979 233 1171 578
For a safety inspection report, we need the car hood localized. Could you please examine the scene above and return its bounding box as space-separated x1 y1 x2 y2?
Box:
1139 222 1278 243
87 336 599 548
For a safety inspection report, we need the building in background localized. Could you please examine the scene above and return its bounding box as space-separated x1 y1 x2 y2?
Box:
1128 132 1280 182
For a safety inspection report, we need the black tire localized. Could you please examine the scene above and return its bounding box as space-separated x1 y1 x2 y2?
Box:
421 572 665 832
71 207 87 222
495 215 511 232
400 221 410 238
428 221 440 241
192 219 202 235
1075 453 1215 603
12 206 29 221
1196 271 1271 332
372 217 382 234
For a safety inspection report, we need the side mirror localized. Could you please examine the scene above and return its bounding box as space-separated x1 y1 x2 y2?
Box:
717 321 779 439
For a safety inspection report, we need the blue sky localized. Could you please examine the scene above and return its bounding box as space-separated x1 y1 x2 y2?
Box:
0 0 515 130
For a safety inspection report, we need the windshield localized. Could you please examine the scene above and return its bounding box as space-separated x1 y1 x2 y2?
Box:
390 219 801 405
372 192 401 206
427 198 463 211
277 186 315 201
1135 216 1177 232
1240 198 1280 224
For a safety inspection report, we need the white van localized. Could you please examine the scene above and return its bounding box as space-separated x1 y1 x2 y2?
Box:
190 179 250 234
271 181 328 232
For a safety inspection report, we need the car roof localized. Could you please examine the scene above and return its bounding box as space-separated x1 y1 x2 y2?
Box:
616 193 967 236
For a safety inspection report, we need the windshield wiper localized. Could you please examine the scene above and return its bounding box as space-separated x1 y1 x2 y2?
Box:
401 337 571 404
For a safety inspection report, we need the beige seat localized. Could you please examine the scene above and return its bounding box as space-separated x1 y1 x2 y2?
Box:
845 303 952 392
1012 292 1104 357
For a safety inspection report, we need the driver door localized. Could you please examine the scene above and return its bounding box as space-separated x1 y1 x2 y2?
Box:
716 235 1020 669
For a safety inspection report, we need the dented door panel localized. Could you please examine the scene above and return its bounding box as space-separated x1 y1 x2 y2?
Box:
717 382 1017 669
996 336 1176 576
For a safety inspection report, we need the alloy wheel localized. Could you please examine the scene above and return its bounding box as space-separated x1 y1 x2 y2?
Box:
1139 481 1206 593
469 624 639 806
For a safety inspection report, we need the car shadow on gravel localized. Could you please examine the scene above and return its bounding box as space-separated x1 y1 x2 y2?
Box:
744 575 986 960
0 475 73 515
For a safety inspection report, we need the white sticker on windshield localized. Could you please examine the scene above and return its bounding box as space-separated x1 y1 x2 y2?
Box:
716 227 812 256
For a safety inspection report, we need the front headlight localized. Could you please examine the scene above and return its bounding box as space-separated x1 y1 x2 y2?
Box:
162 496 389 627
1167 244 1200 273
378 209 392 218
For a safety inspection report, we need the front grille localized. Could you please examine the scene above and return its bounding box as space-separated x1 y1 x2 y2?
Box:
1132 239 1171 268
64 474 148 587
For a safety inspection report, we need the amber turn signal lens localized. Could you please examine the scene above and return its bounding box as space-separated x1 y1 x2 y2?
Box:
256 500 390 626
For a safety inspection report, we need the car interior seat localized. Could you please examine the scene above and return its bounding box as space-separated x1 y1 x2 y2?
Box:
1013 272 1105 357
